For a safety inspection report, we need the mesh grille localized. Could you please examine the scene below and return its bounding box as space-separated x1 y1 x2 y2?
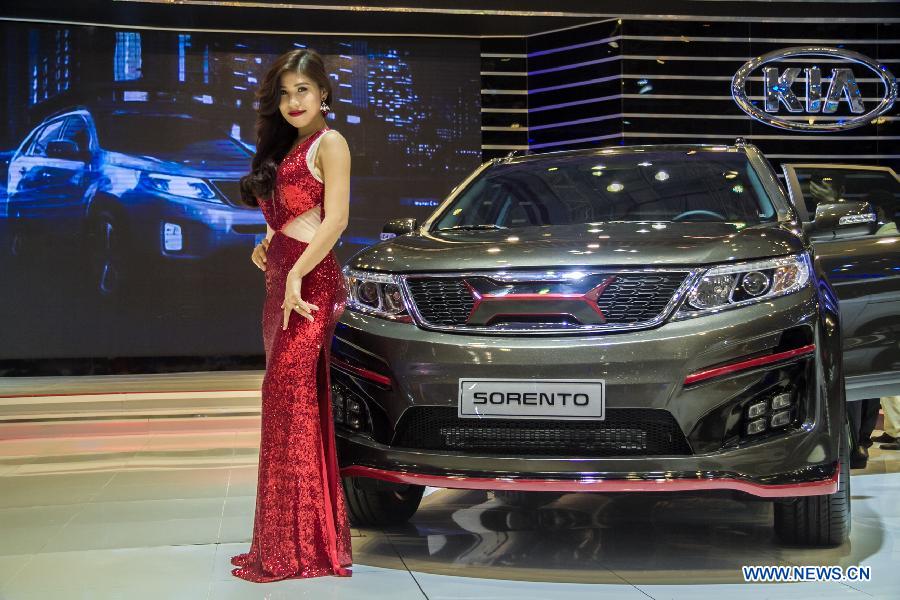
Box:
405 278 475 326
392 407 692 456
596 273 686 324
404 272 686 328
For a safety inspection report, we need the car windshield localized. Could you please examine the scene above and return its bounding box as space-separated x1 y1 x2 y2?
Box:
432 150 777 230
93 113 251 164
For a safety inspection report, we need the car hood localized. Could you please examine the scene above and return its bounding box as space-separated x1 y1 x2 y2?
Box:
101 150 249 179
348 222 805 272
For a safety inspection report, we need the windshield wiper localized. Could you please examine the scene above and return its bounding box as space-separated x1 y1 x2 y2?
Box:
436 224 508 231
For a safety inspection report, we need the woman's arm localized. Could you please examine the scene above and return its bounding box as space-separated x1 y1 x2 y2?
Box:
266 223 275 241
288 131 350 277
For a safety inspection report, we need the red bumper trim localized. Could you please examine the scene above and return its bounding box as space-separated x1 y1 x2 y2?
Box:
340 462 840 498
684 344 817 386
331 357 392 387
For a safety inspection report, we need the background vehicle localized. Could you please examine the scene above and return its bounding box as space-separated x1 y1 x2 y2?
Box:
5 106 266 298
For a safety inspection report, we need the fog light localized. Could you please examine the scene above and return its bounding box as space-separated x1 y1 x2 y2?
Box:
163 222 183 251
330 384 345 423
770 410 791 428
746 418 767 435
345 397 363 430
771 392 792 410
747 401 767 419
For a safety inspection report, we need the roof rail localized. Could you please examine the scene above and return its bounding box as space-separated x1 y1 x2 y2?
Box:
501 149 529 163
42 105 88 121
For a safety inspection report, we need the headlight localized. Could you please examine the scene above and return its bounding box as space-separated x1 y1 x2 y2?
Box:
676 254 811 318
141 172 221 203
344 268 412 322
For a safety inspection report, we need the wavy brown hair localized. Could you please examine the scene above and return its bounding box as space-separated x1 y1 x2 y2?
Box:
239 49 333 207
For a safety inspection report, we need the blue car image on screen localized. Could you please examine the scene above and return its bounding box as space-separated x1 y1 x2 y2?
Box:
5 106 266 296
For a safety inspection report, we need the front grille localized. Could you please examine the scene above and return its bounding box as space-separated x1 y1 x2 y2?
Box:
392 407 692 456
404 271 687 329
405 278 475 326
210 179 253 209
596 273 686 324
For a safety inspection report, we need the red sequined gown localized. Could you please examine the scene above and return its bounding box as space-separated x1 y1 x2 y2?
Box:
231 127 352 581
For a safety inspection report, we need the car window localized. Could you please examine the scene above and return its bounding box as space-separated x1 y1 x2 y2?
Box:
433 151 777 230
93 113 251 164
27 120 65 157
792 167 900 236
61 116 91 152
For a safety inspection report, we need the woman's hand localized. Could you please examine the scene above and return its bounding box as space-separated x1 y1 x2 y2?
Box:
281 268 319 330
251 238 270 271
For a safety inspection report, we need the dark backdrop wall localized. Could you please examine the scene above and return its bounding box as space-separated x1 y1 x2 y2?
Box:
480 19 898 172
1 3 897 367
0 21 481 360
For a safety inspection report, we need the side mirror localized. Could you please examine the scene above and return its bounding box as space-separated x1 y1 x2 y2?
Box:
811 201 877 240
381 217 418 240
46 140 89 162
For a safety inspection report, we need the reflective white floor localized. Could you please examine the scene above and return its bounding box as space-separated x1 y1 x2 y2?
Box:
0 374 898 599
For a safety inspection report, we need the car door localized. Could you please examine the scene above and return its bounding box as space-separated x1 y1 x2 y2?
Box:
42 115 93 240
7 118 66 220
782 163 900 398
7 116 94 243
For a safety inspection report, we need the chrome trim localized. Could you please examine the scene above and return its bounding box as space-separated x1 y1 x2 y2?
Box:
732 46 897 132
398 268 703 335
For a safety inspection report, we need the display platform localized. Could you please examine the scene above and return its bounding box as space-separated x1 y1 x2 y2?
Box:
0 372 897 599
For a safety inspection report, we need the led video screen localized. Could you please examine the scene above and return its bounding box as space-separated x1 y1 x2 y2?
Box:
0 22 482 359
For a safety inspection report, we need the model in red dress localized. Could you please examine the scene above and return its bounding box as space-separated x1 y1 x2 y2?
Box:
230 125 352 581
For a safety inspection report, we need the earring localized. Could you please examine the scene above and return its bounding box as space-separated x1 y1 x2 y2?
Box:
320 100 331 115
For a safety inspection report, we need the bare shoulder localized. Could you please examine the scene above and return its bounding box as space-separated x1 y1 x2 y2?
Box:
319 129 349 155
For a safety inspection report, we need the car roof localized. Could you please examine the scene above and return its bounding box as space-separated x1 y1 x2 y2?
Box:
501 143 747 165
39 105 198 123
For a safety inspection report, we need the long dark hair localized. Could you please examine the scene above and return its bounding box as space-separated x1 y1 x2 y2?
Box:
239 49 333 207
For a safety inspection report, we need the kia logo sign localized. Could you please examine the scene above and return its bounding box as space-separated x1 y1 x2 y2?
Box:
732 46 897 132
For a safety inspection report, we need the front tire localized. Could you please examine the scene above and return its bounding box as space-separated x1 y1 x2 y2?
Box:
773 420 851 546
342 476 424 527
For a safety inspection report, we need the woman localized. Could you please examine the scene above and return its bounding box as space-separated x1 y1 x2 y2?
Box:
231 48 353 582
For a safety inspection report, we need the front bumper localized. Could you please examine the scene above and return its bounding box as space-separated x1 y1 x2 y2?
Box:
331 285 844 498
121 191 265 262
340 463 840 498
